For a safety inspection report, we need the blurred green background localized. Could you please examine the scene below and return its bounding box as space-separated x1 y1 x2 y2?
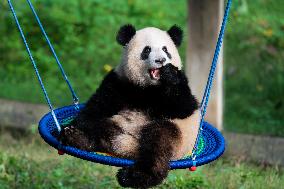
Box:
1 0 283 136
1 0 284 188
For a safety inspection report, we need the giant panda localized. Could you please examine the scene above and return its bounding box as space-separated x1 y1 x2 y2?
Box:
60 24 200 188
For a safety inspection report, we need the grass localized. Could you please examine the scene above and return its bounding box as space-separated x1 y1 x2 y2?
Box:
0 1 283 135
0 129 283 189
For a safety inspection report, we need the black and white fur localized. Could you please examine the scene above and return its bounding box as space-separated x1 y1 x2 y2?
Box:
60 24 200 189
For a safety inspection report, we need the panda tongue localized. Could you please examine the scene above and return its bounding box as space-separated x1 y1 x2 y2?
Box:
151 68 160 79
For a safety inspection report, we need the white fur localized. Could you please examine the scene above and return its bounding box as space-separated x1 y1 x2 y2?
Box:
109 109 200 160
115 27 182 86
110 110 150 158
171 109 200 160
110 110 150 135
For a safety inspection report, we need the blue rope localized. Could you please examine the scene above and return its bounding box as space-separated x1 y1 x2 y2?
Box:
26 0 79 107
8 0 230 159
192 0 232 160
7 0 61 133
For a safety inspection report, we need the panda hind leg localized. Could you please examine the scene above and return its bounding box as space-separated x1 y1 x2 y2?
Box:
59 125 95 151
59 119 124 153
116 120 181 188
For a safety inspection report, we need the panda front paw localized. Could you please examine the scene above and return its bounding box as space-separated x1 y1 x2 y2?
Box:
159 64 189 97
160 64 180 85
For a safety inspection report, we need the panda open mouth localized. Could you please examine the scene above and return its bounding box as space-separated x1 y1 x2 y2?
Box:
149 68 160 80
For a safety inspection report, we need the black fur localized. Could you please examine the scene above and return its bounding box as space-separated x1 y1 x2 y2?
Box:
117 120 181 188
116 24 136 46
60 64 198 188
77 64 197 121
167 25 183 47
141 46 151 60
60 117 124 153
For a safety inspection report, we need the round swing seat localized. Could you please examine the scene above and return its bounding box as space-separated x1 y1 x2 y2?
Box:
39 104 225 169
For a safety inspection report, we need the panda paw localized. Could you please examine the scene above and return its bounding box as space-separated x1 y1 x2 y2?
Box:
160 64 180 85
159 64 189 97
116 167 165 189
58 125 95 151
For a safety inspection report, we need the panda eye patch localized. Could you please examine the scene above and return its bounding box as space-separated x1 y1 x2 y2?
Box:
162 46 172 59
141 46 151 60
144 46 151 53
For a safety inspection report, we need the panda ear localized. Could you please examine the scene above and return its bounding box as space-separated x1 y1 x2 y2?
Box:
116 24 136 46
167 25 183 47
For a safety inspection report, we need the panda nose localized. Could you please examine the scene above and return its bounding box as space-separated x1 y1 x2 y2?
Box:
155 58 166 64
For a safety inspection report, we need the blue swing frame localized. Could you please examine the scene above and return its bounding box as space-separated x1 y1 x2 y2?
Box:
7 0 232 169
39 104 225 169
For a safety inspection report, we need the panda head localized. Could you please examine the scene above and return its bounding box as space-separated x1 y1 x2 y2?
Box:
115 24 183 86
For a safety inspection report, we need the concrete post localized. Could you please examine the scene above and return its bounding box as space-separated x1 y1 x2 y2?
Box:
186 0 224 130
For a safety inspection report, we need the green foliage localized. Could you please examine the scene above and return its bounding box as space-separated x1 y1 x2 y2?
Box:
224 0 284 136
0 0 187 105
